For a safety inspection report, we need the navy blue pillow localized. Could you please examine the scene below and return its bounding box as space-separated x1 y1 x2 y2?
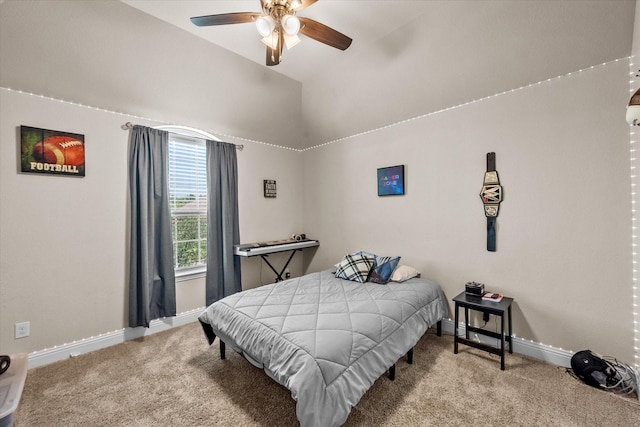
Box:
368 255 401 284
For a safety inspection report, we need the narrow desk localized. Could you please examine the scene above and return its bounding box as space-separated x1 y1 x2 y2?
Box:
453 291 513 370
234 239 319 282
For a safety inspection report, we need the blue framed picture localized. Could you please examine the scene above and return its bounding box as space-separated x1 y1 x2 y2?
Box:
377 165 405 196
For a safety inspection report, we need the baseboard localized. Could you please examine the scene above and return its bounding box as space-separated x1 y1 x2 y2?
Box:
439 318 573 368
27 308 204 369
27 312 573 370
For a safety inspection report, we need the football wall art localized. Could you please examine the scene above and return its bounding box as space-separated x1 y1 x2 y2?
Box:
20 126 85 177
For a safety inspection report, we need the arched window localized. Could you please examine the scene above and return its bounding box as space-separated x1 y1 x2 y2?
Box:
157 126 220 277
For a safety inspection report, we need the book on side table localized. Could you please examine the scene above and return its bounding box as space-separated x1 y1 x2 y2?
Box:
482 292 503 302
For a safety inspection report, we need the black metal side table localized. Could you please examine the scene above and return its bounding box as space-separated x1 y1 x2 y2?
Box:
453 291 514 370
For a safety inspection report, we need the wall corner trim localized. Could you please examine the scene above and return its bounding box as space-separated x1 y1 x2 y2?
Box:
440 318 573 368
26 313 573 370
26 308 204 369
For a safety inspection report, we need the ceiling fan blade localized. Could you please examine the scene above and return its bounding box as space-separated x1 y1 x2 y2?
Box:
190 12 261 27
298 17 352 50
293 0 318 11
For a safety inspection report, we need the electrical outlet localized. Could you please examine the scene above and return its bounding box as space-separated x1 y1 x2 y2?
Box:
285 270 291 279
15 321 30 339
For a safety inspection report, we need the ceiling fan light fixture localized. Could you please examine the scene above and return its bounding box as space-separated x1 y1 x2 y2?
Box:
281 14 300 36
284 33 301 49
256 15 276 38
261 33 278 50
190 0 352 66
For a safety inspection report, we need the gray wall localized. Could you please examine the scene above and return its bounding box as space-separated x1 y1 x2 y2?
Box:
0 0 304 354
629 0 640 370
298 0 636 363
302 60 634 363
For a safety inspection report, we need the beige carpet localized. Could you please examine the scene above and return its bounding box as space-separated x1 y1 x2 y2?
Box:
15 323 639 426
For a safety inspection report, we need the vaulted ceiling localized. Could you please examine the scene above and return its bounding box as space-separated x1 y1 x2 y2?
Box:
122 1 636 92
122 0 637 147
122 1 437 83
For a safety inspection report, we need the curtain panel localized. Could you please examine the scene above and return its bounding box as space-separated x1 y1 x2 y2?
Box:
206 140 241 305
128 125 176 328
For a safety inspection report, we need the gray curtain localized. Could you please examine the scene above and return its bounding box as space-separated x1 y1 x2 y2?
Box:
128 125 176 327
206 140 241 305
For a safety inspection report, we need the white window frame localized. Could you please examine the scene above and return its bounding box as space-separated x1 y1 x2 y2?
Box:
157 125 220 281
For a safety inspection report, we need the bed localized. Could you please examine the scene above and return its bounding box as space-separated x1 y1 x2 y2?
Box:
198 267 448 427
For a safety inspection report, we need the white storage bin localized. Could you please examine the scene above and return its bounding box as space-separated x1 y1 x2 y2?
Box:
0 354 27 427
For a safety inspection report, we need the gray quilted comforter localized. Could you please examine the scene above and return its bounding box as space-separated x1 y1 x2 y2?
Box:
198 269 448 427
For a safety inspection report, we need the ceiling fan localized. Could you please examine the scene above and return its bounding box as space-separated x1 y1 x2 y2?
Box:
190 0 352 66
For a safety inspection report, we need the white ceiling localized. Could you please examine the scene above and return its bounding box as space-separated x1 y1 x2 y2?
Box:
121 0 434 83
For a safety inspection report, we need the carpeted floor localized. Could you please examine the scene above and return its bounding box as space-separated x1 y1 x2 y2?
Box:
14 323 640 426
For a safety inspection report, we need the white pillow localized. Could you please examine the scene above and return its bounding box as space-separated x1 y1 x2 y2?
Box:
390 265 420 282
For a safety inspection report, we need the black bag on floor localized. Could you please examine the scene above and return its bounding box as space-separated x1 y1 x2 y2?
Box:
571 350 616 389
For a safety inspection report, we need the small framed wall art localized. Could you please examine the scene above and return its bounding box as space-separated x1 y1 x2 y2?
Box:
377 165 405 196
20 126 85 177
264 179 276 198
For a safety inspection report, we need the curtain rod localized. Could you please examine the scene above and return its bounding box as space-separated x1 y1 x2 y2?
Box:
121 122 243 151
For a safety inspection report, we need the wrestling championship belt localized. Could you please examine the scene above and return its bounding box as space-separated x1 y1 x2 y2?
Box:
479 152 502 252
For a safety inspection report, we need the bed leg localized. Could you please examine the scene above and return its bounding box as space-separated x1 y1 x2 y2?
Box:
407 348 414 364
388 363 396 381
219 340 226 360
436 320 442 337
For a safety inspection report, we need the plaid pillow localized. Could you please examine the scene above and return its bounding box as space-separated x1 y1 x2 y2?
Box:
335 253 374 283
352 250 377 259
369 255 401 284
